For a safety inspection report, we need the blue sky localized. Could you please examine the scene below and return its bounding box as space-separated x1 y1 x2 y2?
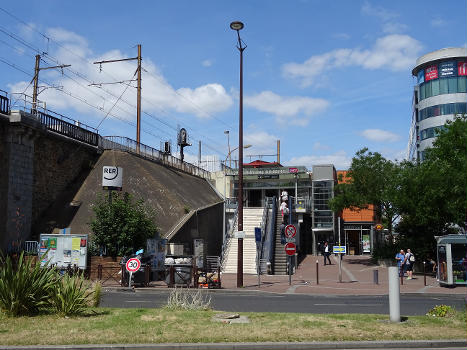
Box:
0 1 466 169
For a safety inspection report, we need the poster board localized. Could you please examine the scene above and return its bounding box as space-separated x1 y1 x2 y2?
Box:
39 234 88 269
146 238 167 271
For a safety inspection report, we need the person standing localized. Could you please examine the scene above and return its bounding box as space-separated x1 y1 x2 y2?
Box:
405 248 415 280
323 241 332 265
395 249 405 277
280 221 286 245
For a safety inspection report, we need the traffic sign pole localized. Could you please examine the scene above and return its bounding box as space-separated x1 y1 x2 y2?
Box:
129 271 133 289
338 217 342 283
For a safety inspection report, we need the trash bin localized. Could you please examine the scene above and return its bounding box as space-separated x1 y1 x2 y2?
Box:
165 265 192 286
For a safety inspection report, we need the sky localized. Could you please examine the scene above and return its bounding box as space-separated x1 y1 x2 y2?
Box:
0 1 466 170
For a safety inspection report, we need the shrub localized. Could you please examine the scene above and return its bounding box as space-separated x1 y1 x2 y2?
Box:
91 281 102 307
166 288 211 311
426 305 455 317
51 273 93 316
0 252 57 316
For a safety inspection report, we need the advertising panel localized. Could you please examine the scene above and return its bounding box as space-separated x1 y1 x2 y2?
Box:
439 61 456 77
425 65 438 81
39 234 88 269
362 234 370 253
458 61 467 76
417 69 425 84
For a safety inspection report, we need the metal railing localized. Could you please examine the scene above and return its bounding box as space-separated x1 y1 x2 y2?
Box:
257 197 273 273
265 196 277 273
37 110 99 146
221 205 238 269
101 136 211 179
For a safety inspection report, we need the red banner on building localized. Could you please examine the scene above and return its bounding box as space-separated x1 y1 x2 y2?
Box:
458 62 467 76
425 65 438 81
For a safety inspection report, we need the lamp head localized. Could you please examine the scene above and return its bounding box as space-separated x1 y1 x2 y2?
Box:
230 21 244 31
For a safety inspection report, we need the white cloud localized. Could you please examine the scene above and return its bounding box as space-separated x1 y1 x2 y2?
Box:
382 22 408 34
361 2 407 35
333 33 351 40
8 27 232 122
361 2 398 22
282 34 422 87
313 142 330 151
244 131 279 155
287 151 352 170
202 59 213 67
430 18 447 28
360 129 400 142
244 91 329 125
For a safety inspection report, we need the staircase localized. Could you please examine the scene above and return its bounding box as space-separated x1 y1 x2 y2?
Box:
273 209 288 275
222 207 263 274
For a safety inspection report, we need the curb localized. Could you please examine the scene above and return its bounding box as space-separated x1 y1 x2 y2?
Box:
0 340 466 350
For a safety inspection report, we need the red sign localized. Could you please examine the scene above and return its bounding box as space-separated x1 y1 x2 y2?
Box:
289 167 299 174
285 242 296 256
285 224 296 238
425 65 438 81
126 258 141 273
458 62 467 76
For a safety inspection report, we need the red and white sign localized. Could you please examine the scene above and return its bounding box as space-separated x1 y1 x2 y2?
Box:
285 242 296 256
289 167 299 174
126 258 141 273
458 62 467 76
285 224 296 238
425 65 438 81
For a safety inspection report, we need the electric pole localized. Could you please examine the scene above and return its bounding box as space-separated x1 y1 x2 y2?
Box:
93 44 142 148
31 54 71 115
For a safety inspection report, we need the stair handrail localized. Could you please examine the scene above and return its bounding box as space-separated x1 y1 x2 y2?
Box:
262 196 277 274
220 204 238 268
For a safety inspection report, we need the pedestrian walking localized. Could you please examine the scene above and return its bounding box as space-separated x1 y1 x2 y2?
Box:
395 249 405 277
405 248 415 280
323 241 332 265
280 221 286 245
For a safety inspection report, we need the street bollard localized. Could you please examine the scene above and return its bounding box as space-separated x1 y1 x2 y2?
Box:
193 266 198 289
400 272 403 285
169 265 175 287
423 261 426 286
144 264 150 287
388 266 401 322
373 269 379 285
316 260 319 285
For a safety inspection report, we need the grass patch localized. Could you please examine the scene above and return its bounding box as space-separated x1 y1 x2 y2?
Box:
0 307 465 345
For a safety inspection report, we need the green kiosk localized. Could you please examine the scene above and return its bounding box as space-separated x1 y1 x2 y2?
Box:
436 234 467 286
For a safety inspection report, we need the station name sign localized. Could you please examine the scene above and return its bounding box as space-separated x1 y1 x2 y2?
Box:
227 166 308 177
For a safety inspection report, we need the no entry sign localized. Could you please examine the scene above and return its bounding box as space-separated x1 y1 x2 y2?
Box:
285 242 296 256
285 224 296 238
126 258 141 273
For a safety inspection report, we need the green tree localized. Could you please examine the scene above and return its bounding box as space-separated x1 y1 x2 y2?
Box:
396 116 467 240
329 148 400 235
90 192 158 257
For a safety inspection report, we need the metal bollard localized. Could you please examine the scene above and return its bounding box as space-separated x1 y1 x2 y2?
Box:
316 260 319 285
169 265 175 287
144 264 150 287
423 261 426 286
388 266 401 322
373 269 379 284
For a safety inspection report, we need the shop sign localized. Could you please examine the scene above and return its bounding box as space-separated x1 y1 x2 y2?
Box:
425 65 438 81
458 61 467 76
102 166 123 190
439 61 456 77
417 69 425 84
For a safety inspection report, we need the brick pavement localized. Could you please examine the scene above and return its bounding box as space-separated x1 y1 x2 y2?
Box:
216 255 467 295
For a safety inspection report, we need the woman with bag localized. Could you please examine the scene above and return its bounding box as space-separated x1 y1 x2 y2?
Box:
405 248 415 280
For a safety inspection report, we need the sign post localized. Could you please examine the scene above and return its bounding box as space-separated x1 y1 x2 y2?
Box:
284 224 296 285
126 257 141 289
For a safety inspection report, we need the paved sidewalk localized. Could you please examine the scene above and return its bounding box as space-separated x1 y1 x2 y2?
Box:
145 255 466 296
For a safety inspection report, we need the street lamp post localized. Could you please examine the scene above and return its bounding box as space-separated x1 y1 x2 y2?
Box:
224 130 231 168
230 20 246 288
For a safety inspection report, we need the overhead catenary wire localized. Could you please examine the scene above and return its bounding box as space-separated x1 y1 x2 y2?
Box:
0 11 230 158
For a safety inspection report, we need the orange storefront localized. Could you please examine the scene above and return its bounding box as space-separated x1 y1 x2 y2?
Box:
337 171 377 255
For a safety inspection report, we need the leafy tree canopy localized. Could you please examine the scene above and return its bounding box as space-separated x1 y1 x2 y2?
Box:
90 192 158 257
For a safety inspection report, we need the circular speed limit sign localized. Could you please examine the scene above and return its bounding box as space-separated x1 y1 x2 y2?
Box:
126 258 141 273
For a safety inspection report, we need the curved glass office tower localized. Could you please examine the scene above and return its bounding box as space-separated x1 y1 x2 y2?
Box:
407 48 467 161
